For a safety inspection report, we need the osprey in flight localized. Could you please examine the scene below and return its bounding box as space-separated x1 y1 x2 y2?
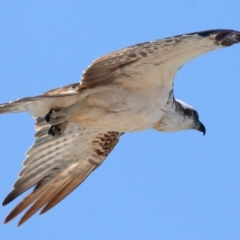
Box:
1 29 240 226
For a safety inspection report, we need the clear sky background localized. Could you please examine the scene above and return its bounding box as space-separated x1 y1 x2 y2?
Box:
0 1 240 239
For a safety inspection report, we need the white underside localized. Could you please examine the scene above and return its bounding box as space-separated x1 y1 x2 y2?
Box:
69 85 169 132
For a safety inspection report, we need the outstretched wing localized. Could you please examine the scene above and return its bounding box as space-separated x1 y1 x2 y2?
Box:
80 29 240 93
3 117 121 226
1 30 239 117
0 83 81 117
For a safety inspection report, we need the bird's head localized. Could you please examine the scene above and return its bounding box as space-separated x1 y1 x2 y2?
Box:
176 100 206 135
154 99 206 135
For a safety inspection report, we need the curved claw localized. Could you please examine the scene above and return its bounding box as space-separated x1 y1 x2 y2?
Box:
48 125 62 136
48 121 68 137
45 109 53 123
45 108 69 125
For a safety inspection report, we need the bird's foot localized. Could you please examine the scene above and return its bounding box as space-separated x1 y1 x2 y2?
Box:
48 121 68 137
45 107 70 125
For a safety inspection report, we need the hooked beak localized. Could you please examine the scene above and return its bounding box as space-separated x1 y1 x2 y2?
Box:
197 122 206 136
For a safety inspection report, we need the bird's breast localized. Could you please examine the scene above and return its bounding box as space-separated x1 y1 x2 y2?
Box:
72 87 169 132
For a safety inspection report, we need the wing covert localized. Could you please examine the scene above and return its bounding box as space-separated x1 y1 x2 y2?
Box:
79 29 240 92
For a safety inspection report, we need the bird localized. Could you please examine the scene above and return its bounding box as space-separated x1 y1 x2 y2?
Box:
0 29 239 226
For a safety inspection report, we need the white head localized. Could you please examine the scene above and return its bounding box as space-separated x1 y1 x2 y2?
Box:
154 99 206 135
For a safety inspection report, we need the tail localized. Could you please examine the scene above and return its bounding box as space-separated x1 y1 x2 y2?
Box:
0 94 80 117
0 97 45 114
0 83 80 116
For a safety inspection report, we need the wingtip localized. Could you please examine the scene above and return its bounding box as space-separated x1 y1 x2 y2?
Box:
214 30 240 46
4 215 13 225
2 191 17 206
2 197 10 206
184 29 240 44
3 218 18 226
39 208 46 215
191 29 240 46
17 219 25 227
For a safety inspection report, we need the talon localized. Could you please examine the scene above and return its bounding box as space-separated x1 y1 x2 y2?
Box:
55 125 62 133
48 121 68 137
45 109 53 123
45 107 69 125
48 126 55 136
48 125 61 137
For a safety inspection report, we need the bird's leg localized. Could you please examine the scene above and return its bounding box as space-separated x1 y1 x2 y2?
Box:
45 107 69 125
48 121 69 137
45 102 80 136
45 102 80 125
45 107 70 136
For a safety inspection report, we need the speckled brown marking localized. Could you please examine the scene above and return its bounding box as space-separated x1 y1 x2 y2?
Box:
128 53 137 58
174 38 182 44
88 159 101 166
92 132 120 157
147 49 154 54
164 39 173 42
139 51 147 57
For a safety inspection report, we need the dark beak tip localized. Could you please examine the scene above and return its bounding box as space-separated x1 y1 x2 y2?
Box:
198 122 206 136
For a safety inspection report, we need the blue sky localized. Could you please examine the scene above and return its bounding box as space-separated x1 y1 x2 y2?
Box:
0 1 240 239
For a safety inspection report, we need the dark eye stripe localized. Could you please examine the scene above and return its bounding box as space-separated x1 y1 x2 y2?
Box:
193 110 199 119
184 109 192 116
184 109 199 119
